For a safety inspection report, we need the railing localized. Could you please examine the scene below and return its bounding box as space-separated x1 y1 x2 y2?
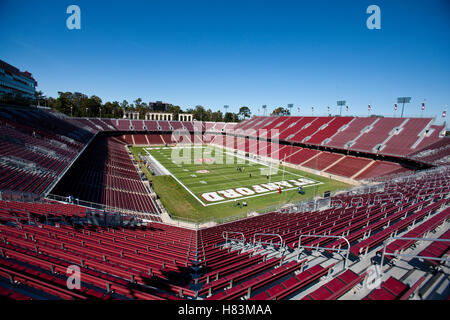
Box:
167 210 248 226
253 233 285 257
380 236 450 267
330 199 344 208
297 234 350 268
45 193 161 219
0 190 43 203
222 231 245 247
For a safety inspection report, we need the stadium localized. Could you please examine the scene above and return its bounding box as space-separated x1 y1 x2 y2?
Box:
0 1 449 306
0 101 449 301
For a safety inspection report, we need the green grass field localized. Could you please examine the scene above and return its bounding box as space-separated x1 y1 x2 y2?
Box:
130 146 350 223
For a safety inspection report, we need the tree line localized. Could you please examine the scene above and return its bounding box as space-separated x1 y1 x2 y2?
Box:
34 91 252 123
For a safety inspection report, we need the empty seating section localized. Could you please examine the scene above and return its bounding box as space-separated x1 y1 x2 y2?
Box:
417 229 450 267
223 123 236 130
146 134 165 145
380 207 450 262
283 148 319 164
274 145 291 160
1 107 450 300
143 121 159 131
98 119 117 130
381 118 432 155
0 200 87 222
363 277 408 300
353 161 411 180
289 117 334 143
85 119 108 131
278 117 312 141
169 121 184 130
182 122 195 132
410 137 450 165
157 121 171 131
307 117 354 145
0 167 54 195
52 136 159 214
350 198 448 257
0 107 91 194
133 135 148 145
235 116 263 131
413 125 446 153
325 156 373 178
302 269 365 300
131 120 144 131
0 209 196 299
258 117 290 138
246 117 278 134
324 117 376 148
15 111 440 161
117 120 131 130
0 162 449 300
160 134 173 144
302 152 343 170
204 122 215 132
268 117 300 138
350 118 405 153
250 263 334 300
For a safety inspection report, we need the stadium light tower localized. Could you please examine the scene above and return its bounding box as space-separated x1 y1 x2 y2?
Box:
397 97 411 118
224 105 229 116
337 100 346 116
262 105 267 116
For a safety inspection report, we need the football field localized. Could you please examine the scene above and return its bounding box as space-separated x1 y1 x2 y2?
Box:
130 146 350 222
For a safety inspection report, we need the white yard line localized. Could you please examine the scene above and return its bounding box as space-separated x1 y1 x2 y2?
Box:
144 147 208 205
145 146 323 207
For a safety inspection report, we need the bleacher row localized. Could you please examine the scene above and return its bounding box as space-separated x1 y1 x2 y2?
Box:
0 165 449 300
0 108 92 195
203 135 412 180
233 115 446 159
69 118 236 135
1 105 446 202
0 106 449 300
51 135 160 216
68 113 447 163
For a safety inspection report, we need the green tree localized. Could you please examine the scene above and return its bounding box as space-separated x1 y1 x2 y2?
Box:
211 110 224 122
271 107 290 116
238 106 251 120
224 112 234 122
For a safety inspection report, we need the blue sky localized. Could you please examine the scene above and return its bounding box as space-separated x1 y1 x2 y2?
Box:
1 0 449 122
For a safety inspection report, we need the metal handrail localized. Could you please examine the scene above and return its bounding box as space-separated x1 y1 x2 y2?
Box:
374 194 390 204
389 191 404 202
331 199 344 208
380 236 450 267
351 197 364 207
253 233 285 250
297 234 351 269
222 231 245 247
